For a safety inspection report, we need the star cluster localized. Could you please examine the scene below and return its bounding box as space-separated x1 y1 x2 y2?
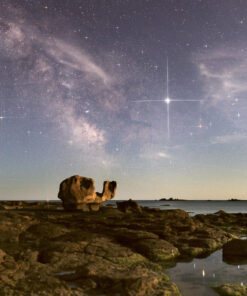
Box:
1 0 247 200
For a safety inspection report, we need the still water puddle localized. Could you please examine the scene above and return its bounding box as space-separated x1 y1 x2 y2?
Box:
167 249 247 296
55 270 76 276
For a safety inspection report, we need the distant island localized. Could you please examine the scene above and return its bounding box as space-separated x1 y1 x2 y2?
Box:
159 197 184 201
158 198 245 202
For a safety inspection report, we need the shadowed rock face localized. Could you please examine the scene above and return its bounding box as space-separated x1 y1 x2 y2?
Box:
223 239 247 264
58 175 117 211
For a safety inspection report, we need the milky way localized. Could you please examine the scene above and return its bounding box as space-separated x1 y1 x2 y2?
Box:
1 0 247 200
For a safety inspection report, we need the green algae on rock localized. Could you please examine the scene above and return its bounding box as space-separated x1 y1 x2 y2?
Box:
213 283 247 296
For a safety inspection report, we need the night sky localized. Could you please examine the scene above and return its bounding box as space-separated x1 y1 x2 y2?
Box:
1 0 247 200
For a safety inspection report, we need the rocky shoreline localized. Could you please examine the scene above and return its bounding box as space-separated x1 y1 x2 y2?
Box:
0 200 246 295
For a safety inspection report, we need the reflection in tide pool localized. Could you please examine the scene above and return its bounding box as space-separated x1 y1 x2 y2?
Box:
167 250 247 296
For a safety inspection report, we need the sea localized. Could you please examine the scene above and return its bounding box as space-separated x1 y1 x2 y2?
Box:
105 199 247 216
28 199 247 215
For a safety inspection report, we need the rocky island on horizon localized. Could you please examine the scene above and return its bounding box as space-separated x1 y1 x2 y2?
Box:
159 197 185 201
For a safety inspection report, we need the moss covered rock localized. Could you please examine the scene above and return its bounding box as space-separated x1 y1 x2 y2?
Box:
213 283 247 296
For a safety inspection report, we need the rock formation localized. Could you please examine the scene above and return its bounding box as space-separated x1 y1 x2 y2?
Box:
58 175 117 211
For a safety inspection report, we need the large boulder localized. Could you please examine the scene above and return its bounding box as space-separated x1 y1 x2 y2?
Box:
58 175 117 211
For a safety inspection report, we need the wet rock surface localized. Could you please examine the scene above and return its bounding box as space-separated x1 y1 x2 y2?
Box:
0 200 246 295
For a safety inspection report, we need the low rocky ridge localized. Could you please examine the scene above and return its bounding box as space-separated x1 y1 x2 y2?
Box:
212 284 247 296
0 200 246 295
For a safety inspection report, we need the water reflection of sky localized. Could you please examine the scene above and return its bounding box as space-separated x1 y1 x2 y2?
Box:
167 250 247 296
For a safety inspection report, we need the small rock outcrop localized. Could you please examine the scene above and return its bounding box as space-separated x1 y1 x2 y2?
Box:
58 175 117 211
117 199 142 213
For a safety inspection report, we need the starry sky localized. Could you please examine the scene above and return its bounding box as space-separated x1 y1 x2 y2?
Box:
1 0 247 200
